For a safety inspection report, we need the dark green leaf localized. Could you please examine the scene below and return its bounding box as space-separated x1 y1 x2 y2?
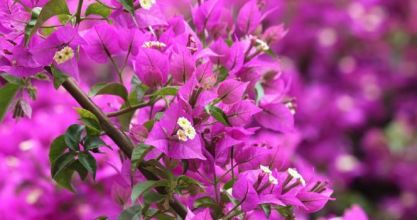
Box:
118 87 141 131
150 86 178 97
78 152 97 179
223 179 235 190
0 83 20 122
51 67 69 89
49 135 67 164
131 144 152 172
86 3 111 18
143 191 166 205
205 105 230 126
154 213 175 220
51 152 76 178
118 205 141 220
84 136 105 150
25 0 70 44
89 82 128 101
193 196 217 209
54 165 75 192
69 160 88 180
131 180 168 202
64 124 84 151
118 0 134 14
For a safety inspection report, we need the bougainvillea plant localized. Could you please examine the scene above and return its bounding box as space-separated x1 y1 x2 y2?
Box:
0 0 334 219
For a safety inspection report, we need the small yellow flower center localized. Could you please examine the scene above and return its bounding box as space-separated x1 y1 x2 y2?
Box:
53 46 74 64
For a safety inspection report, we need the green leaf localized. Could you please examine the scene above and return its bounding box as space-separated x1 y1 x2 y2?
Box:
223 179 235 190
25 0 70 44
131 144 153 172
118 205 141 220
255 81 264 105
118 87 142 131
89 82 128 101
193 196 217 209
64 124 84 151
69 160 88 180
276 206 295 219
24 7 42 44
49 135 67 164
0 83 20 122
51 152 76 178
131 180 168 202
118 0 134 14
84 136 106 150
261 204 271 218
54 165 76 192
32 73 50 81
205 105 230 126
0 73 25 85
51 67 69 89
78 152 97 179
85 3 111 18
150 86 179 97
75 108 101 135
143 191 166 205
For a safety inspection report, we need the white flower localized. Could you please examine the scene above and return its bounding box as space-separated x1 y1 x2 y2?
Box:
184 126 196 140
53 46 74 64
269 175 278 185
176 129 188 142
140 0 156 10
255 38 270 51
260 165 272 174
287 168 306 186
177 117 192 129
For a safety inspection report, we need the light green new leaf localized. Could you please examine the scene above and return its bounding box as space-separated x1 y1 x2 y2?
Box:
25 0 70 44
205 105 230 126
85 3 111 18
89 82 128 101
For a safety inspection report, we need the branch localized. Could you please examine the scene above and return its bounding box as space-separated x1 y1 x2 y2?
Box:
60 78 187 218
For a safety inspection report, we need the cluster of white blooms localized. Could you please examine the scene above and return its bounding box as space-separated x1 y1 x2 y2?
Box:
176 117 196 142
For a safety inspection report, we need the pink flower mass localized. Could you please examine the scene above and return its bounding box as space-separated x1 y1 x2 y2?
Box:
0 0 416 219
